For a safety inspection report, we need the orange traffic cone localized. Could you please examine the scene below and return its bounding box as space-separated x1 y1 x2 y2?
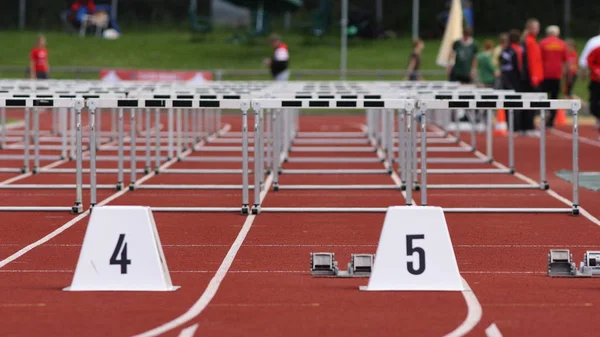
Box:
494 109 508 136
555 109 567 126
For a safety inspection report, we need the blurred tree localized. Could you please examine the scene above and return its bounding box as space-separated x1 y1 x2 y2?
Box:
1 0 599 38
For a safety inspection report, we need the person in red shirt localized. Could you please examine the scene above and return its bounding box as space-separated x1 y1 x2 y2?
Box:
586 41 600 135
517 18 544 135
539 25 567 128
29 35 49 80
564 39 579 99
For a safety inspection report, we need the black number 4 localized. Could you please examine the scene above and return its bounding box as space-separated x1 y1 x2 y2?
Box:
406 234 426 275
110 234 131 274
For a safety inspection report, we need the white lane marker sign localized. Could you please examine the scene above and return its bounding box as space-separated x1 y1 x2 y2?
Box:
64 206 179 291
361 206 464 291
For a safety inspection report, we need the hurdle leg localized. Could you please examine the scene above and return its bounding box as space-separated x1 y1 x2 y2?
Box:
89 103 97 207
572 107 579 215
61 108 68 159
198 109 204 141
398 109 406 188
117 108 124 190
469 109 476 151
260 108 267 188
168 108 174 160
540 109 548 189
130 109 137 191
191 109 198 146
176 108 182 160
73 103 84 214
23 107 30 173
486 109 493 161
412 110 419 190
33 107 40 173
97 108 102 149
1 107 6 149
70 105 76 160
266 109 272 174
184 108 190 151
253 108 261 213
405 108 413 205
145 108 151 174
386 109 393 172
241 105 250 214
272 109 280 190
508 109 515 173
154 108 161 173
420 109 428 206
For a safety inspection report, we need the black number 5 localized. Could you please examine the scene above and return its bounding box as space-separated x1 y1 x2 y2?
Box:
406 234 425 275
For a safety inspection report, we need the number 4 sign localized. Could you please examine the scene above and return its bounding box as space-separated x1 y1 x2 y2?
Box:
361 206 464 291
64 206 179 292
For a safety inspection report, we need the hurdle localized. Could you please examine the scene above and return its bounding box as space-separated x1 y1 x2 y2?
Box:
86 97 252 214
0 98 86 213
245 98 414 214
412 98 581 214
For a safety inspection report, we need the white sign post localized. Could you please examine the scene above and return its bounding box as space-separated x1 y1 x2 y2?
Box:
64 206 179 292
361 206 464 291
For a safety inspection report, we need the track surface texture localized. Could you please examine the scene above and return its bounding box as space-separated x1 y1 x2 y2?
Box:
1 113 600 337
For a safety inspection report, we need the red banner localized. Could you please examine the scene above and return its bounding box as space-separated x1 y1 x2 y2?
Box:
99 69 213 83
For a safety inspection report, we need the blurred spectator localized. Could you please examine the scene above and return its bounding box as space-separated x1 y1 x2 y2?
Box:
500 30 523 92
477 40 496 88
264 34 290 81
492 33 509 87
406 39 424 81
68 0 121 33
540 25 567 128
30 35 49 80
579 26 600 135
519 18 544 135
447 27 478 84
564 39 578 99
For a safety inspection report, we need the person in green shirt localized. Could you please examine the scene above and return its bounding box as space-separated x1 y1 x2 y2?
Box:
477 39 497 87
447 27 478 84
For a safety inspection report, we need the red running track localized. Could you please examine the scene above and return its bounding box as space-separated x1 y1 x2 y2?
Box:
0 114 599 337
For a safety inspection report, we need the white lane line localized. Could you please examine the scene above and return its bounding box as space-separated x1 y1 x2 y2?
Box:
368 126 483 337
485 323 504 337
443 279 483 337
177 324 199 337
0 269 546 275
0 125 232 270
3 243 598 249
443 125 600 227
131 173 274 337
550 128 600 148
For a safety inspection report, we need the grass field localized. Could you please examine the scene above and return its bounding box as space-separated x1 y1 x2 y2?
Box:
0 29 591 100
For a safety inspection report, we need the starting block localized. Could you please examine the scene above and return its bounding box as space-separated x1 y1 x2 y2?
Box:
310 252 375 278
547 249 578 277
547 249 600 278
64 206 179 291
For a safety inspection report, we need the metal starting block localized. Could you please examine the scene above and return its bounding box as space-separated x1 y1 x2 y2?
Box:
310 252 374 278
548 249 577 277
579 251 600 276
310 252 339 276
547 249 600 278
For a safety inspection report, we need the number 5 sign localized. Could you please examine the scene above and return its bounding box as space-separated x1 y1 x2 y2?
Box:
64 206 179 292
361 206 464 291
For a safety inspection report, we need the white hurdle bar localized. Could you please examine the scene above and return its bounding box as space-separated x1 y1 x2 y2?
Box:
0 98 85 213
